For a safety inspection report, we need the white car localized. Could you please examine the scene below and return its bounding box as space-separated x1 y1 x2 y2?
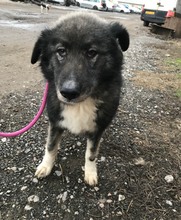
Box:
76 0 107 11
48 0 64 4
113 4 130 13
105 0 115 11
125 4 141 14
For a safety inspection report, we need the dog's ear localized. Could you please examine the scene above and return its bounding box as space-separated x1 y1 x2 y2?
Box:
110 22 129 52
31 37 42 64
31 29 51 64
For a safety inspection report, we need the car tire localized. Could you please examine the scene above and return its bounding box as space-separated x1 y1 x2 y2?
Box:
93 6 98 10
120 10 124 13
77 2 80 6
64 0 71 6
143 21 149 26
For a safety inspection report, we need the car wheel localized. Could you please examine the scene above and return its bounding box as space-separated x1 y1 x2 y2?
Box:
143 21 149 26
65 0 71 6
77 2 80 6
120 10 124 13
93 6 98 10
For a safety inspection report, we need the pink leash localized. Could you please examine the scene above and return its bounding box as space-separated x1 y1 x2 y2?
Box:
0 82 49 138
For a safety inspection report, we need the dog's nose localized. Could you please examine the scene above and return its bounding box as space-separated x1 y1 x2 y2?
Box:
60 81 80 101
61 89 80 100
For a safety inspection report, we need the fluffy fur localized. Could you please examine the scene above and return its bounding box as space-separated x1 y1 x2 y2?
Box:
31 12 129 185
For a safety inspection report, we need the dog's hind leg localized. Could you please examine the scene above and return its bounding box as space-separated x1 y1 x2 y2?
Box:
84 135 102 186
35 123 63 178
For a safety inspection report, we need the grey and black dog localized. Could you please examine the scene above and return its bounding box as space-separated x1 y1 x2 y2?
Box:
31 12 129 186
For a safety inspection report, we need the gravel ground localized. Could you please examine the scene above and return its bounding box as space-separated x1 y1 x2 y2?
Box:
0 2 181 220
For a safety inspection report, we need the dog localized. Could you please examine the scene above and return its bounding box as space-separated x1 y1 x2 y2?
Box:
31 12 129 186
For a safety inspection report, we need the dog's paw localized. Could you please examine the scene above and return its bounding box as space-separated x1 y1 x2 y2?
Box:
35 162 53 178
84 171 98 186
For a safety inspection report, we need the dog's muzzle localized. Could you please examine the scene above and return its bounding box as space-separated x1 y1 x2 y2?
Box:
60 80 81 101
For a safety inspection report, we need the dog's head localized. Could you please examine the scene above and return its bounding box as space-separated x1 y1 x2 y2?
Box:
31 13 129 104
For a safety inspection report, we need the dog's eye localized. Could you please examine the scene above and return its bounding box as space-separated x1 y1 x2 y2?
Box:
86 48 97 59
57 47 66 60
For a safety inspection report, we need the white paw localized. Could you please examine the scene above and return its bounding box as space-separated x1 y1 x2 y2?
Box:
84 171 98 186
35 162 53 178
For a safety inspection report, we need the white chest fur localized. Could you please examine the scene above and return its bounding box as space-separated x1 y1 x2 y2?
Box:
59 98 97 134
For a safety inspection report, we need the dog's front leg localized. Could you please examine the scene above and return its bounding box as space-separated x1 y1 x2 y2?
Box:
84 134 102 186
35 123 63 178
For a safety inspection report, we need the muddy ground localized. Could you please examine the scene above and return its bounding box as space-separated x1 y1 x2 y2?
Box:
0 1 181 220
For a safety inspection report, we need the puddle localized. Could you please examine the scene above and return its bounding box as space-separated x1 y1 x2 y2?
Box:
0 20 46 31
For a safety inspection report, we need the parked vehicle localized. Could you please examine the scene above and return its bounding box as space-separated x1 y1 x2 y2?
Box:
48 0 75 6
48 0 64 4
76 0 107 10
125 5 141 14
105 0 115 11
141 0 177 26
113 4 130 13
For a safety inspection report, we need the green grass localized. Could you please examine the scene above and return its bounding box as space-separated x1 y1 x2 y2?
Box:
166 58 181 69
166 58 181 98
175 58 181 66
176 73 181 98
176 89 181 98
177 73 181 79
